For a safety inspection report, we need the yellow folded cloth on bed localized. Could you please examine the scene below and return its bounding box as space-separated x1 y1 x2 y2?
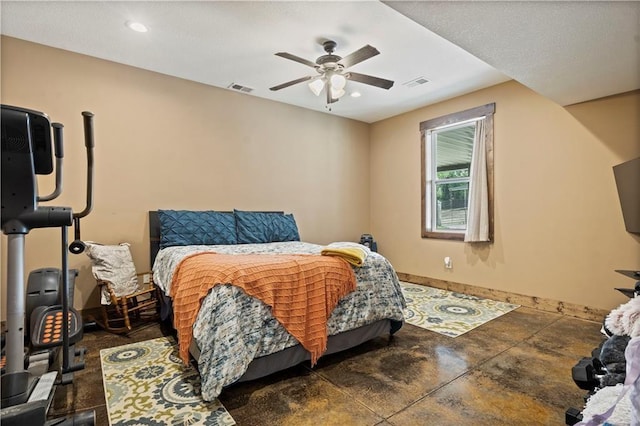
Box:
320 246 367 267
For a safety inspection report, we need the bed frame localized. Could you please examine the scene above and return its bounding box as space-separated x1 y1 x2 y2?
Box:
148 211 401 383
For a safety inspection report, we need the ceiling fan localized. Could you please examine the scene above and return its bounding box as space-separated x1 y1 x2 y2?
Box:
269 40 394 105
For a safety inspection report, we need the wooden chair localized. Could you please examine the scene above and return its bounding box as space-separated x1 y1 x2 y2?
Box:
95 272 160 334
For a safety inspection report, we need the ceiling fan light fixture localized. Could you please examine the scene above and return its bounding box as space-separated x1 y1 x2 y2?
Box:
308 79 324 96
330 73 347 90
331 87 346 99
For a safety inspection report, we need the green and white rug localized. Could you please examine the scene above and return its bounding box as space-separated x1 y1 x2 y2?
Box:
400 281 519 337
100 336 235 425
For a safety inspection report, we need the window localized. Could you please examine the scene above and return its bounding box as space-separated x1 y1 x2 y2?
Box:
420 103 495 241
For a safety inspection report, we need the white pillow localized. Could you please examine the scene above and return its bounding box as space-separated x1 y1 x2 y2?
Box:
85 242 139 305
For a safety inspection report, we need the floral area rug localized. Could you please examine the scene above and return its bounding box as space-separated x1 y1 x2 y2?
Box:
100 336 235 425
400 281 520 337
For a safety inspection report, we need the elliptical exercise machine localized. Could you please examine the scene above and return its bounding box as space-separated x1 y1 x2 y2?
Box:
1 105 96 425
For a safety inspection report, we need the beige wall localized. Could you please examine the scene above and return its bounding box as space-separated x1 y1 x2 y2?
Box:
1 37 371 313
370 82 640 312
2 36 639 317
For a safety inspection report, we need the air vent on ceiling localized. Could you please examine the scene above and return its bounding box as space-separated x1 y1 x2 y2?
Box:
227 83 254 93
402 76 429 88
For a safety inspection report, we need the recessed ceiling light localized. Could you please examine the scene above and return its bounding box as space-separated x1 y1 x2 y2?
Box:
125 20 148 33
350 92 361 98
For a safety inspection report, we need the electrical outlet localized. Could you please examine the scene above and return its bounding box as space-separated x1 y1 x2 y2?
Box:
444 257 452 269
143 273 151 284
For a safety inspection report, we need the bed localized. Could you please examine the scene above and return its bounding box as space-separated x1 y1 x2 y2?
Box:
149 210 405 401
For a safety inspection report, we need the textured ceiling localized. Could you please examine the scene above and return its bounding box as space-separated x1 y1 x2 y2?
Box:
1 1 638 123
385 1 640 107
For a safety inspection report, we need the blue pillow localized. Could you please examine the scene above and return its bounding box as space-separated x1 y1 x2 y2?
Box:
270 213 300 242
158 210 237 248
234 210 300 244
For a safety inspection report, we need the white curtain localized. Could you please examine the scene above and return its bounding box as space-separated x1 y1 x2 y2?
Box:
465 119 489 242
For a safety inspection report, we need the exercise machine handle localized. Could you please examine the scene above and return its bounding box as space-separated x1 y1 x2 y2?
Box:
69 112 95 254
74 112 94 219
53 123 64 158
37 123 64 202
82 111 94 149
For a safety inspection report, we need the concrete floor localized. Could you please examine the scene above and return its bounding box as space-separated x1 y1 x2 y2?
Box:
49 306 605 425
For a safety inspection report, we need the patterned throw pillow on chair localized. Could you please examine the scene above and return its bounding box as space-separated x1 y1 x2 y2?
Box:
85 242 139 305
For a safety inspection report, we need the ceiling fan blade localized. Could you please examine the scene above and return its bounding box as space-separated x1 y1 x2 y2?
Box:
275 52 318 68
338 45 379 68
347 72 394 90
269 75 314 91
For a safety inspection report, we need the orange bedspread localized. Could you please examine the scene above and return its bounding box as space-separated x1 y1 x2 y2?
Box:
170 252 357 365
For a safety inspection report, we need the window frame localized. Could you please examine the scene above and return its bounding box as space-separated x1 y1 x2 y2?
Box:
420 103 495 241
